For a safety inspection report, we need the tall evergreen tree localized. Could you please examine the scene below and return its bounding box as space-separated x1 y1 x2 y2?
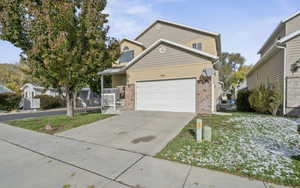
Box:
0 0 120 117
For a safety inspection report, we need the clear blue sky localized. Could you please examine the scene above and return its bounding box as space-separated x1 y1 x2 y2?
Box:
0 0 299 65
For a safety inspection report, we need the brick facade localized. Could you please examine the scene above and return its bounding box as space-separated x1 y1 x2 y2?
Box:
197 77 213 114
125 84 135 111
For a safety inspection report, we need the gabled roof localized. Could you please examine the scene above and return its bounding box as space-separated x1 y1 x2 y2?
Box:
247 44 282 77
125 39 219 71
277 30 300 44
258 10 300 54
134 19 222 56
135 19 220 40
120 38 145 49
282 10 300 23
99 39 219 75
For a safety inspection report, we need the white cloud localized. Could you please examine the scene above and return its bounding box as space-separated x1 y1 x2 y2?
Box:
125 5 152 15
105 0 160 39
108 17 145 39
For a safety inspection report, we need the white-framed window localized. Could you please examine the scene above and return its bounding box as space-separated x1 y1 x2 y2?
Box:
192 43 202 50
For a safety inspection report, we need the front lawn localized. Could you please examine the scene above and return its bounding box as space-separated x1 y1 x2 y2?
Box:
156 113 300 186
7 113 113 134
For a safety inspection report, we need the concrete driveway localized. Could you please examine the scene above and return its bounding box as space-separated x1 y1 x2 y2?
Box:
57 111 195 156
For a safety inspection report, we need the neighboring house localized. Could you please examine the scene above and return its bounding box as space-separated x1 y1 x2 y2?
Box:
247 10 300 116
21 83 59 100
100 19 222 114
21 83 61 110
21 83 100 109
0 84 12 93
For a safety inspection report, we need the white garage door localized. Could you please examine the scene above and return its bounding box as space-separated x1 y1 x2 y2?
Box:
136 78 196 113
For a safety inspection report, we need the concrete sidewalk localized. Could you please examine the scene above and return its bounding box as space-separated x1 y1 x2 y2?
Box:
0 123 287 188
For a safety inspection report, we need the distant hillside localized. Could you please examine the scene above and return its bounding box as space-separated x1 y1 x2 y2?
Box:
0 63 29 93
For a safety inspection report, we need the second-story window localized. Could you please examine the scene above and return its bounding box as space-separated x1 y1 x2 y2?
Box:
119 50 134 63
192 43 202 50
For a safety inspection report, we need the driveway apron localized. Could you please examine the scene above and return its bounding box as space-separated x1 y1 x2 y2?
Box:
57 111 195 156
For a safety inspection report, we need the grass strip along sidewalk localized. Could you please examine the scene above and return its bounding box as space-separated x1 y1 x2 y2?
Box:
6 113 113 134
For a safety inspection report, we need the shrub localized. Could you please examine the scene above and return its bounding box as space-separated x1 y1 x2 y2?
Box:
268 85 283 116
249 86 270 114
0 92 22 111
236 89 253 112
249 84 283 115
35 95 65 110
298 125 300 134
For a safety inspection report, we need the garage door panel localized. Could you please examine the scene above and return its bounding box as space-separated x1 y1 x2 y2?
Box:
136 79 196 113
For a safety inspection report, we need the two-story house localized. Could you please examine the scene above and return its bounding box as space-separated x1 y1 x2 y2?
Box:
100 19 222 114
247 11 300 116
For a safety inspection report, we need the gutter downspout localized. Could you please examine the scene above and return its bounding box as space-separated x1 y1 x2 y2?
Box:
275 43 287 115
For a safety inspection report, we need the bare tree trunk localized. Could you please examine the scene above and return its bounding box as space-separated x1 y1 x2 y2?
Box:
66 89 74 118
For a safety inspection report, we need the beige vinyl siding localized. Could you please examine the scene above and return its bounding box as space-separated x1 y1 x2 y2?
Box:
185 38 216 56
247 50 284 90
136 22 218 56
129 43 211 70
127 43 213 84
286 14 300 35
285 36 300 109
286 36 300 77
112 74 126 87
113 41 144 67
128 64 212 84
286 77 300 108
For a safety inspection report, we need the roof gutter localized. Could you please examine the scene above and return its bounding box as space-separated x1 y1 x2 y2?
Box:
247 43 280 77
258 23 283 54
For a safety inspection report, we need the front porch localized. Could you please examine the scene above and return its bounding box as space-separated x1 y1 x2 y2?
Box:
99 68 129 114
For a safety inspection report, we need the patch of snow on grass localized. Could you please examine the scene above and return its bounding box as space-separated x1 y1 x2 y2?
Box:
163 115 300 184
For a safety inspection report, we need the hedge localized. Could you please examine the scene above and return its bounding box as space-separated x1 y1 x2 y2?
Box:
0 92 22 111
35 95 65 110
236 89 253 112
